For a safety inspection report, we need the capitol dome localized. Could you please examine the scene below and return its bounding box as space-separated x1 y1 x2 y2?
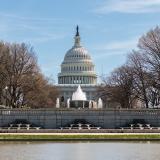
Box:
63 46 92 64
58 26 97 84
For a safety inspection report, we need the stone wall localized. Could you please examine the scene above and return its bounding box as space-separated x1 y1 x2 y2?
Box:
0 108 160 129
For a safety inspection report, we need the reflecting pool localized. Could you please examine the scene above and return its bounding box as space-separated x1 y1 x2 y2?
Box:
0 141 160 160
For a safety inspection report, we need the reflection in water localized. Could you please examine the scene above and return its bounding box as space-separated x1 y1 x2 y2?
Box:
0 141 160 160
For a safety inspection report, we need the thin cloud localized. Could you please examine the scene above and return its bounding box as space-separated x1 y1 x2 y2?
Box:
93 51 126 59
0 12 63 22
94 37 138 51
92 37 138 59
23 33 66 44
0 12 66 43
94 0 160 14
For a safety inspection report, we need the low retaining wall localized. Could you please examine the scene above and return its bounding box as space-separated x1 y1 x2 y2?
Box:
0 108 160 129
1 129 160 133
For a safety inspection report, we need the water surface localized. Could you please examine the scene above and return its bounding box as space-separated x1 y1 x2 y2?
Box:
0 141 159 160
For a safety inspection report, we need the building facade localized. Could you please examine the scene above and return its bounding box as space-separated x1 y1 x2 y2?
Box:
57 26 98 103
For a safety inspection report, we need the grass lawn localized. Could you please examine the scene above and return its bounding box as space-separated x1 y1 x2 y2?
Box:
0 134 160 141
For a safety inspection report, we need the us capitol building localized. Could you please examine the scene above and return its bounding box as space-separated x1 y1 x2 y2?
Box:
57 26 98 103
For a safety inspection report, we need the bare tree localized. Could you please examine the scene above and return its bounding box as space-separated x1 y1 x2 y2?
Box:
98 26 160 109
0 42 58 108
98 65 134 108
0 42 10 104
2 43 38 108
127 51 150 108
23 73 58 108
138 26 160 107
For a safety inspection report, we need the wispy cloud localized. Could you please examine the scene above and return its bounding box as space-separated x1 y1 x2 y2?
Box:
0 12 66 43
94 37 138 52
96 38 137 50
0 12 63 22
92 37 138 58
22 32 67 44
94 0 160 14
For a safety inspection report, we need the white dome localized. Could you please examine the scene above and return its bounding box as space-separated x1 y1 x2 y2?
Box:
58 26 97 85
63 46 92 64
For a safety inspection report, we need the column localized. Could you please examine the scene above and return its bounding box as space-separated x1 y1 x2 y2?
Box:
66 76 68 84
77 76 79 83
85 77 86 84
74 76 75 84
68 76 69 84
72 76 73 84
63 77 65 84
60 77 62 84
86 77 88 84
71 76 73 84
63 77 64 84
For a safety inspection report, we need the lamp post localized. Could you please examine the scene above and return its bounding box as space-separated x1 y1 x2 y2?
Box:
4 86 8 107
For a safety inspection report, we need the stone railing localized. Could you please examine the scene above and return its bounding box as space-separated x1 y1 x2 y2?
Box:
0 108 160 129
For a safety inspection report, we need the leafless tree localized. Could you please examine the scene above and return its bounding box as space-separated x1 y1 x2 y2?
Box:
0 42 58 108
98 65 135 108
138 26 160 107
127 51 150 108
99 26 160 108
23 73 58 108
0 42 10 104
2 43 38 107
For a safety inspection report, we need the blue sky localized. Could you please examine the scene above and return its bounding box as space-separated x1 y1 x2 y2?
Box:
0 0 160 83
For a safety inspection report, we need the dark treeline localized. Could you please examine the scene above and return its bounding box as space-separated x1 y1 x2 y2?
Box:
0 42 58 108
99 26 160 109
